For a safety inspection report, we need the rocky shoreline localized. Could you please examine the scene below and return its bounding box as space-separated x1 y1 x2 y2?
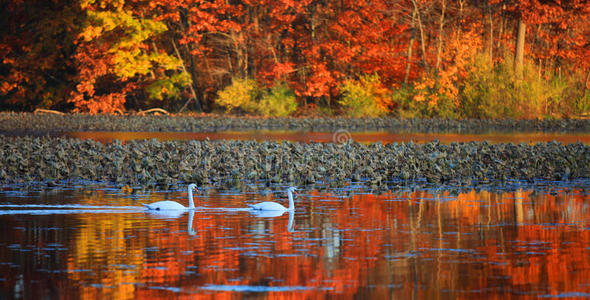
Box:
1 135 587 189
2 112 590 133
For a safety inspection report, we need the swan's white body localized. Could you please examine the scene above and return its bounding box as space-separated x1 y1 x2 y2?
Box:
249 209 286 218
249 187 296 211
142 184 198 210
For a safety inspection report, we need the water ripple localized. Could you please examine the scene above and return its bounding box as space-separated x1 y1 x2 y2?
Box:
200 284 331 292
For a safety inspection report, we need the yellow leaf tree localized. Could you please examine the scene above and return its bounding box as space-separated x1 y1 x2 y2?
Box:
70 0 186 113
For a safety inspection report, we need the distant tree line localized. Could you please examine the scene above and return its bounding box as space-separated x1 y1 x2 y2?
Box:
1 0 589 118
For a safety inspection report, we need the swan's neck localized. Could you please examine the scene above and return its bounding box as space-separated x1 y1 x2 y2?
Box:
287 190 295 211
188 188 195 209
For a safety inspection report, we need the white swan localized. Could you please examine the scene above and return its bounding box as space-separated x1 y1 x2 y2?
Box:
142 184 198 210
249 209 286 218
248 187 297 211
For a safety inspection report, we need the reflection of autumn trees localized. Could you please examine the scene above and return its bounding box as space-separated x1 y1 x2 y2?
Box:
2 187 590 298
402 188 590 299
68 213 144 299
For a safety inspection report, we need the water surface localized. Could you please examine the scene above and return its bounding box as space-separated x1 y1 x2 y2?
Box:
1 184 590 298
66 130 590 144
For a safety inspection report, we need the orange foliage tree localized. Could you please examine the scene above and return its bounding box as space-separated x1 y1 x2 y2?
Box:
69 0 188 113
0 0 81 111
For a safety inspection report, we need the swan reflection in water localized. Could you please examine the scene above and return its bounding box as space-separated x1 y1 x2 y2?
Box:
143 209 197 236
188 210 196 236
143 208 186 219
144 186 298 235
145 208 294 236
249 209 295 233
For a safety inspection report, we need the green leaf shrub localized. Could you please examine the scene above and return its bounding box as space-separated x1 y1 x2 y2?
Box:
216 77 260 114
338 74 390 117
259 82 298 117
216 78 298 117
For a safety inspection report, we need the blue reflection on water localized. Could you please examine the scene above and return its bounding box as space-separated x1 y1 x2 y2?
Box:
200 284 333 292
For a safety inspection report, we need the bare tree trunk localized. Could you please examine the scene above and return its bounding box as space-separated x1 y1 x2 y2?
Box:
514 19 526 78
497 4 506 50
404 10 417 85
268 35 279 64
310 4 317 43
180 16 202 108
435 0 446 73
548 58 555 76
457 0 464 37
585 69 590 93
411 0 429 72
417 13 428 72
487 3 494 66
172 40 202 113
203 51 214 83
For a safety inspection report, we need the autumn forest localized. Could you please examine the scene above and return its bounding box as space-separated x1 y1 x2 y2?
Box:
1 0 590 118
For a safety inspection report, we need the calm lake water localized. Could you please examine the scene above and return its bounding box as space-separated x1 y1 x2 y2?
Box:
1 184 590 299
66 130 590 144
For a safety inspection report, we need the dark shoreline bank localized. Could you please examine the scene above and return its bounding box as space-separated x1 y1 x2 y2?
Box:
1 135 587 189
2 112 590 134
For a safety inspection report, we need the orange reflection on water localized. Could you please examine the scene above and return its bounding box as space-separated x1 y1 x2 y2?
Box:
0 187 590 298
66 131 590 144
